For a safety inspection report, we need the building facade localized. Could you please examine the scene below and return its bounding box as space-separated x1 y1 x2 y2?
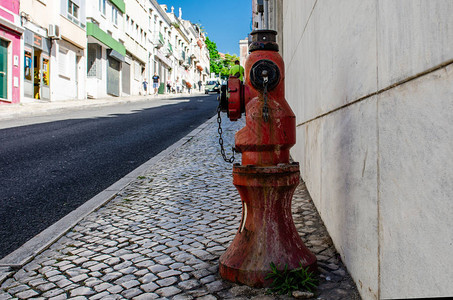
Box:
151 2 173 94
85 0 125 98
0 0 23 104
256 0 453 299
3 0 209 104
55 0 87 101
20 0 86 102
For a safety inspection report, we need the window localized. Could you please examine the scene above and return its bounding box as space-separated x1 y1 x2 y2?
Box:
67 0 79 24
42 57 49 86
24 50 32 81
59 48 69 78
134 61 140 81
87 44 102 79
99 0 106 15
112 7 118 25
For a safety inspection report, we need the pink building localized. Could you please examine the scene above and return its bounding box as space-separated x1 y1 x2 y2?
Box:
0 0 23 104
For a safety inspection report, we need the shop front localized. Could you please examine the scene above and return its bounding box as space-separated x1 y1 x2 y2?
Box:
24 29 51 100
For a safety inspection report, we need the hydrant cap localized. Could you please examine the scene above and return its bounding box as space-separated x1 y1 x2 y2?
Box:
249 30 279 52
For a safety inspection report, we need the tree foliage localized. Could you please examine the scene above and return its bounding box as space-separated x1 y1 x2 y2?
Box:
205 37 240 79
205 37 221 75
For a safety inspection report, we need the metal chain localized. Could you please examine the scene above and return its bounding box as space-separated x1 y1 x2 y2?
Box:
217 105 235 163
262 77 269 122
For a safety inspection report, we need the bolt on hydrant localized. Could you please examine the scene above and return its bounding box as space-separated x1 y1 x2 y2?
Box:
217 30 317 287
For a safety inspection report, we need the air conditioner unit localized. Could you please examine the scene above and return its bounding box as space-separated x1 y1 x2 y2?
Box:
48 24 61 39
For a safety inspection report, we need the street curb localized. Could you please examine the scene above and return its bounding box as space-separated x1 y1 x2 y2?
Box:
0 114 218 279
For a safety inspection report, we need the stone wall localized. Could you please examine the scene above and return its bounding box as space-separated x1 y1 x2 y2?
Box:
281 0 453 299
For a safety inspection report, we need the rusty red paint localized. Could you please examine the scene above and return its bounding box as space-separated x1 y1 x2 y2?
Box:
219 30 317 287
219 164 317 287
226 77 243 121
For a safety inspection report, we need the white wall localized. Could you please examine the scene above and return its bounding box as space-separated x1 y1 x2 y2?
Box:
52 40 85 101
282 0 453 299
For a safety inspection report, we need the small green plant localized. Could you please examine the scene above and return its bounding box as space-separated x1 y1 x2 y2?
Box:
265 261 318 296
137 176 146 179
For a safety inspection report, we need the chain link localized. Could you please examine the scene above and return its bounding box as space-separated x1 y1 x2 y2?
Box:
262 77 270 122
217 105 236 163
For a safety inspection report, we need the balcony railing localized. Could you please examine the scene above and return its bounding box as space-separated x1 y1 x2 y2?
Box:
165 42 173 57
154 32 164 48
179 50 186 63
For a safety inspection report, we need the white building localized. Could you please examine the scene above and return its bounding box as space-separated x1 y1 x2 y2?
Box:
184 20 209 90
150 2 172 94
256 0 453 299
160 4 209 93
166 6 191 92
239 37 248 67
20 0 86 101
122 0 149 96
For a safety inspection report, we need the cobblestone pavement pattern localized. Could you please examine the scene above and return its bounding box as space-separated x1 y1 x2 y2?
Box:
0 116 360 299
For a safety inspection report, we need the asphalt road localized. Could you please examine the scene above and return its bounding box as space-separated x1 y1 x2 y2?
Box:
0 94 219 259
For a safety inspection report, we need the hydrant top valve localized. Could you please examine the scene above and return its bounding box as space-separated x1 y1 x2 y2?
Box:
248 29 279 52
250 59 280 91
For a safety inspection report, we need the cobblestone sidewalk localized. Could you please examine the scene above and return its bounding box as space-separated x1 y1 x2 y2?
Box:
0 116 360 300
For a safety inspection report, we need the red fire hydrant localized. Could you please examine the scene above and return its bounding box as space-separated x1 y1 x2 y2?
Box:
219 30 317 287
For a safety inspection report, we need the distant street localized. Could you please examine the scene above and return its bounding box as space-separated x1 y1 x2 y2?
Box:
0 94 219 259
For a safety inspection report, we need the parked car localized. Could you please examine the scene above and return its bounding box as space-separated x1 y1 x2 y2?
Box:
205 79 221 94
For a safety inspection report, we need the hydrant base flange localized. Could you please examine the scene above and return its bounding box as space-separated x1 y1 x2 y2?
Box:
219 163 317 287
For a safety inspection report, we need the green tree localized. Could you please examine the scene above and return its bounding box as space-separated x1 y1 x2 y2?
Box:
205 37 221 75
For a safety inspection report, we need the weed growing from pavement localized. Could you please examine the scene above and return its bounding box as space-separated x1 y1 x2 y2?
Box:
265 261 318 296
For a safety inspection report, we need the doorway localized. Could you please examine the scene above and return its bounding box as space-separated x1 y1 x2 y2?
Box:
33 49 41 99
107 57 120 96
32 50 50 100
0 39 9 99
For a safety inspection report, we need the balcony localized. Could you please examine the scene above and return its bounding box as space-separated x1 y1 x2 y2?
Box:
166 42 173 57
179 50 186 64
185 56 192 68
154 32 164 48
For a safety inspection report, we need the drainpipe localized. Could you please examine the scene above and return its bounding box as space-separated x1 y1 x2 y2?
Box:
256 0 264 29
263 0 269 29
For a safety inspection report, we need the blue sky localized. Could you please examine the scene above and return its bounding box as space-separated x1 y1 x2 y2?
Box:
160 0 253 56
